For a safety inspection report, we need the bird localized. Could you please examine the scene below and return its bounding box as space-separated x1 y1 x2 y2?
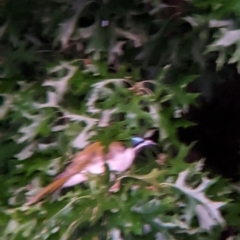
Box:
26 136 156 205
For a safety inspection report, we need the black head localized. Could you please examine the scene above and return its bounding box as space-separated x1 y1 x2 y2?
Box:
131 136 156 153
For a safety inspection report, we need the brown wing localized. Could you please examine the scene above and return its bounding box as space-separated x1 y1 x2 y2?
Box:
62 141 124 172
55 142 104 179
26 142 103 205
26 141 124 205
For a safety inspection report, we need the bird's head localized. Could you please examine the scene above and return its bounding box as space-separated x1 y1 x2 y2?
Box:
131 136 157 153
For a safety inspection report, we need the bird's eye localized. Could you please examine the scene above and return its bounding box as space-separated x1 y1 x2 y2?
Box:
131 136 144 147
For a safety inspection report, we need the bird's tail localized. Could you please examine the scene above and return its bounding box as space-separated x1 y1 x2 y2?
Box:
26 176 70 205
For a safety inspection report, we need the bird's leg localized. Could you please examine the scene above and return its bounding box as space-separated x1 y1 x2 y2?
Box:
109 178 121 193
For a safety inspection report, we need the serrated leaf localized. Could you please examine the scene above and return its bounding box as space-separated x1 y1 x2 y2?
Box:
168 168 226 230
211 30 240 47
14 142 36 160
131 199 161 214
57 0 88 48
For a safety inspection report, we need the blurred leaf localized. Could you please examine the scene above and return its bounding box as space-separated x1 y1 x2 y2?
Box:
0 0 239 239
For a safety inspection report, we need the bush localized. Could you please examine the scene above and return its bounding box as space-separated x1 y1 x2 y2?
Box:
1 0 240 239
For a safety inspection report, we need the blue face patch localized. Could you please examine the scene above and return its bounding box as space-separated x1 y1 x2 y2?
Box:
131 136 144 147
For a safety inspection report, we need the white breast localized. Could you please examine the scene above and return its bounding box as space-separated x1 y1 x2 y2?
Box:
106 148 135 172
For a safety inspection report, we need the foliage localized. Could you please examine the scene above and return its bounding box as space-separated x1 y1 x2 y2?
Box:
1 0 240 239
